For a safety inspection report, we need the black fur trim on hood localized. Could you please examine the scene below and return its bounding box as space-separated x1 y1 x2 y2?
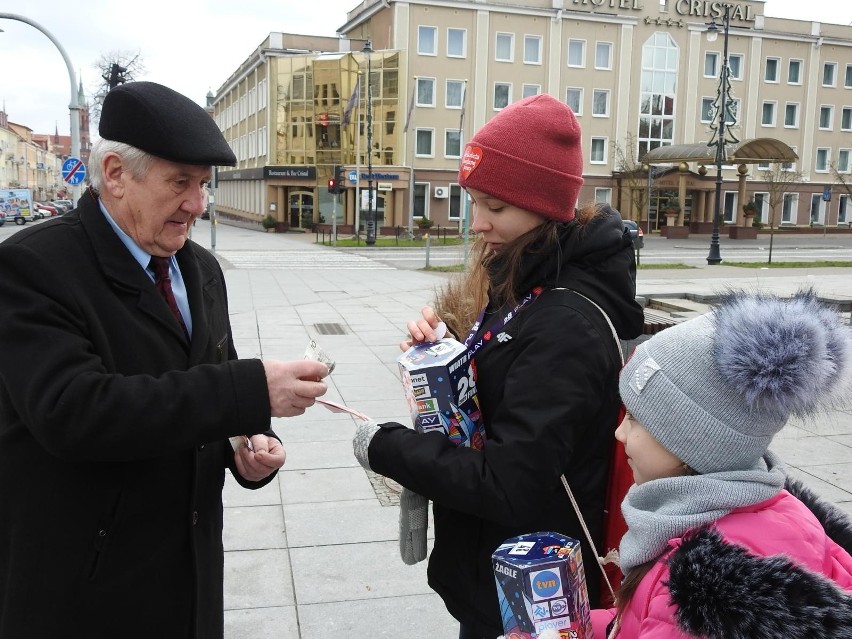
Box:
667 528 852 639
786 476 852 555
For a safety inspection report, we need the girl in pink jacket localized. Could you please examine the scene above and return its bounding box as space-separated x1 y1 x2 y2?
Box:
592 290 852 639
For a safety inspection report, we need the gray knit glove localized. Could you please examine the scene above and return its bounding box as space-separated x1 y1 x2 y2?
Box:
353 419 381 470
399 487 428 565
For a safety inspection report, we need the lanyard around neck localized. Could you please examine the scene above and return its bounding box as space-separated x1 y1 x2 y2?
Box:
462 286 544 358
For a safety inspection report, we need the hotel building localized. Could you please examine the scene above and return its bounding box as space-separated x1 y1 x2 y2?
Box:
210 0 852 235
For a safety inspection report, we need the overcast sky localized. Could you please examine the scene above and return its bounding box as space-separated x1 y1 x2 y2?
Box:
1 0 849 140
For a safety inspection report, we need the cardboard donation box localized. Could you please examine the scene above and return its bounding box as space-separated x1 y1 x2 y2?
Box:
492 532 593 639
397 338 486 449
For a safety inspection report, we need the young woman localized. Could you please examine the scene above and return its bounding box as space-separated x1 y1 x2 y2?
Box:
352 94 645 638
592 290 852 638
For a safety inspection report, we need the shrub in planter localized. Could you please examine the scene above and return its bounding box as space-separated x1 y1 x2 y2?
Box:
416 217 434 230
742 200 758 217
261 214 278 230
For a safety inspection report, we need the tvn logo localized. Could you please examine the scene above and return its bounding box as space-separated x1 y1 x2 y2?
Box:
530 568 563 601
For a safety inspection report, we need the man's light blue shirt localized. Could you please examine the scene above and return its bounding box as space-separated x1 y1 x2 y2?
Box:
98 200 193 336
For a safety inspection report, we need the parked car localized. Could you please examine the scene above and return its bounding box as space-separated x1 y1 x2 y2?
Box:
36 202 59 217
52 199 73 214
623 219 645 250
0 210 5 226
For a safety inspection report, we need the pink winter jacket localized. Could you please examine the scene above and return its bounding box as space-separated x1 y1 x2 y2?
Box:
591 489 852 638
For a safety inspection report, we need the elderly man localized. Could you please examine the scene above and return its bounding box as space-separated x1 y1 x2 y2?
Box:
0 82 328 638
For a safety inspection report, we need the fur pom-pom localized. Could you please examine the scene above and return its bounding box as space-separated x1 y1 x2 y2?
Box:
714 289 852 417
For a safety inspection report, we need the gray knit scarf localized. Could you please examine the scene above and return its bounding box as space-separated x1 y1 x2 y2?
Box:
618 451 787 573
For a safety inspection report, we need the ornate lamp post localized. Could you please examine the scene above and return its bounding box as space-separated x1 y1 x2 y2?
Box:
705 3 738 265
363 40 376 246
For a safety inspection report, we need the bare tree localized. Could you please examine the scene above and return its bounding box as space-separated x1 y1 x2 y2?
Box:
88 51 145 128
830 162 852 199
612 133 648 223
760 163 803 264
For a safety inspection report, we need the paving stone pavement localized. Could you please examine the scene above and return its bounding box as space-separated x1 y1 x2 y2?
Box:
188 220 852 639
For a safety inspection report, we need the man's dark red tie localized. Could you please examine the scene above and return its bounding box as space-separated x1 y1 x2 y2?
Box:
149 256 189 339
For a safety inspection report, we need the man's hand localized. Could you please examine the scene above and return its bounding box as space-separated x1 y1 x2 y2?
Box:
262 359 329 417
234 434 285 482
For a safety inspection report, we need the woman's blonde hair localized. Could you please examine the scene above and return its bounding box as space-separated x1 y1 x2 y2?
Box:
435 201 600 337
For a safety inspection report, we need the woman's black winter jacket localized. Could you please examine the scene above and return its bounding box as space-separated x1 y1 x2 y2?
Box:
368 206 645 637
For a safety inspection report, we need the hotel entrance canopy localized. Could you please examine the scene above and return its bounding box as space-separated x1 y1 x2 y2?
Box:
641 138 798 165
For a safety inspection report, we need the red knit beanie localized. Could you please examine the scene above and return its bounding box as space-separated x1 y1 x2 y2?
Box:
458 94 584 222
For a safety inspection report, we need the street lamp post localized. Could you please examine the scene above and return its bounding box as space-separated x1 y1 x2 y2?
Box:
705 3 736 265
363 40 376 246
0 13 82 203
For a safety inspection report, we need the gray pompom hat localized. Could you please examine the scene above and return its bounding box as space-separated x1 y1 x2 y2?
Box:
619 290 852 474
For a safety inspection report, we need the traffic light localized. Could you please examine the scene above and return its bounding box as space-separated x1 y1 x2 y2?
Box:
327 166 346 194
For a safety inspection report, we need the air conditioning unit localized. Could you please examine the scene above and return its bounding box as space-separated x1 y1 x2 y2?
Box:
434 186 448 199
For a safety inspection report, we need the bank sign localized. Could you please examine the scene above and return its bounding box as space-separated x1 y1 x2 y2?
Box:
571 0 756 22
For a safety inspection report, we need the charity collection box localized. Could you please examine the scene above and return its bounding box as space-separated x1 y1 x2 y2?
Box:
492 532 593 639
397 337 486 449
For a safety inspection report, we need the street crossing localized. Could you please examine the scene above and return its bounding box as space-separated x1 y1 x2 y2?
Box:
215 249 394 270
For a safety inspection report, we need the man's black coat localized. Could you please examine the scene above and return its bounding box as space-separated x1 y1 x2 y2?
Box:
0 191 273 638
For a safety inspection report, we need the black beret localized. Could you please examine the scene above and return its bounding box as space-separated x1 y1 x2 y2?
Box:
99 81 237 166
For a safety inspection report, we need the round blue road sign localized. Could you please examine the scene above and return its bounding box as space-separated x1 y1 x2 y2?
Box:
62 157 86 185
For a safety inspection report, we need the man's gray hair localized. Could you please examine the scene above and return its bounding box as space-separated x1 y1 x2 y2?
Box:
88 139 155 191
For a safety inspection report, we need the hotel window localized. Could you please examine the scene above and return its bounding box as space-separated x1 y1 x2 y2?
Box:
701 98 714 123
566 88 583 115
824 62 837 87
416 77 436 107
815 148 830 172
448 184 463 221
728 54 743 80
819 105 834 130
524 35 542 64
590 137 607 163
753 192 769 224
757 161 770 171
838 149 851 173
418 26 437 56
704 51 719 77
638 32 679 158
788 59 803 84
595 188 613 204
447 28 466 57
846 64 852 88
782 193 798 224
568 39 586 67
446 80 464 109
592 89 610 117
495 32 514 62
595 42 613 70
842 107 852 131
782 146 797 171
522 84 540 99
810 194 823 224
415 128 435 157
726 99 740 126
784 102 799 128
765 57 780 82
494 83 511 110
724 192 738 224
761 101 776 126
445 130 461 158
413 183 429 218
840 194 850 224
